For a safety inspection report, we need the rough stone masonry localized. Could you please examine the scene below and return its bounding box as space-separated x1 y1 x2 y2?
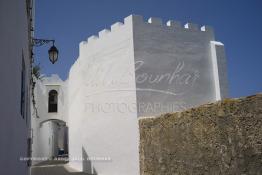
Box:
139 94 262 175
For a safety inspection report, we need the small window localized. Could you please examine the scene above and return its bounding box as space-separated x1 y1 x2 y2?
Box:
48 90 58 113
20 56 26 118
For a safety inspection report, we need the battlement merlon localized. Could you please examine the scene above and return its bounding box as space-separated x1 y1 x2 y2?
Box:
184 23 199 31
98 29 110 37
148 17 162 25
166 20 182 29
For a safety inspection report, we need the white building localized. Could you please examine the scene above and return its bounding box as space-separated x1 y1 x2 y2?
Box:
32 15 228 175
0 0 34 174
31 75 68 164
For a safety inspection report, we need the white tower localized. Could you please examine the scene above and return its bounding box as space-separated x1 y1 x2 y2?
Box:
68 15 228 174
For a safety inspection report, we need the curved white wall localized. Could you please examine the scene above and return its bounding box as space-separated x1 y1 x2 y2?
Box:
68 15 140 175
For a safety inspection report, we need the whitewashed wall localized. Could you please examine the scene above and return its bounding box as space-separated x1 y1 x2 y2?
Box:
0 0 32 174
68 15 139 175
68 15 228 175
133 15 228 117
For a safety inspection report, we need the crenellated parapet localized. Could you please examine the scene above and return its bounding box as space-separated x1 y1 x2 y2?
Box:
79 21 126 48
79 14 214 49
133 15 214 33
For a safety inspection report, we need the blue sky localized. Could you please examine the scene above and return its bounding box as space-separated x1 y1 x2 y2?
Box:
35 0 262 98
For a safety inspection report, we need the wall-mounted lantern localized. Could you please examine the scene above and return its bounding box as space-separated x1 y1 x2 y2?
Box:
32 38 59 64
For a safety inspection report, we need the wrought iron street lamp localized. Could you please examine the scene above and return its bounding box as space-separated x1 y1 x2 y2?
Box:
32 38 59 64
48 44 59 64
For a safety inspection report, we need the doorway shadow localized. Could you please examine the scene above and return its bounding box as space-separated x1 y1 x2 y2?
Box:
31 148 98 175
31 160 91 175
82 147 97 175
31 166 91 175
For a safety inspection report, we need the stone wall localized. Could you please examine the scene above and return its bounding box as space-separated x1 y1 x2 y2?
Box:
139 94 262 175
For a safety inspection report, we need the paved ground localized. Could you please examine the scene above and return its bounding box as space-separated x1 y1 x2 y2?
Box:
30 160 90 175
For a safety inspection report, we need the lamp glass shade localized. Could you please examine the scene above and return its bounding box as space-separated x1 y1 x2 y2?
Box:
48 46 58 64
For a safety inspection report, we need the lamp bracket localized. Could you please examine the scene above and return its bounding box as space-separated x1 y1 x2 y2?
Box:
32 38 55 47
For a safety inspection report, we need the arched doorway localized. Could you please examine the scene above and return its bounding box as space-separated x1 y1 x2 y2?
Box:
39 119 68 159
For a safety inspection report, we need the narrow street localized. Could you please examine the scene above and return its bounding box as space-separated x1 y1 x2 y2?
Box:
30 161 90 175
